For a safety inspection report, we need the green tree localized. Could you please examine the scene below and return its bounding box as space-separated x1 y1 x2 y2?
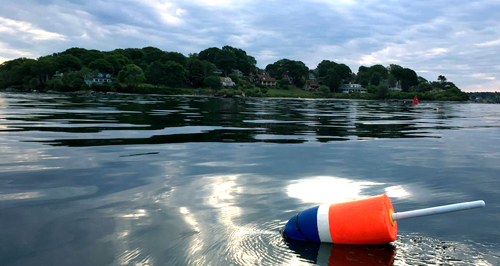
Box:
161 52 187 66
418 76 428 84
61 68 94 92
186 58 205 87
89 59 115 74
401 68 418 92
220 46 256 75
204 76 222 92
55 54 82 72
266 59 309 86
81 50 105 65
417 82 433 92
61 47 88 60
0 58 36 88
32 56 56 84
118 64 146 89
388 74 397 87
375 84 389 99
324 69 342 92
142 46 166 64
316 60 338 78
214 49 236 75
370 72 382 86
199 47 221 63
123 48 146 61
368 64 389 79
229 73 239 84
319 85 330 97
104 54 130 75
163 61 188 88
145 61 165 87
45 77 65 91
334 64 353 83
202 60 216 76
388 64 404 80
438 75 447 83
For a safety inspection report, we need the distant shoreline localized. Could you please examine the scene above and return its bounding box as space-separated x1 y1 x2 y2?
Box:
0 87 478 103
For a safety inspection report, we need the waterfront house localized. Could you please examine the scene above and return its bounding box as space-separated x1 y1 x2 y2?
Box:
85 73 113 85
220 77 236 87
383 80 402 91
282 74 293 84
303 81 320 91
255 74 277 86
341 83 367 93
233 69 244 77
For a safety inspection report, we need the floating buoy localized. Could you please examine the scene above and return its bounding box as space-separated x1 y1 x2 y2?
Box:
413 95 419 105
282 194 485 245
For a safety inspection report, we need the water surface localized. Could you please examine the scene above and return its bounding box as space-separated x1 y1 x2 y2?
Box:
0 92 499 265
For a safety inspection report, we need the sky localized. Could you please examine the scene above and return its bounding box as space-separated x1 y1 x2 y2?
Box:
0 0 499 92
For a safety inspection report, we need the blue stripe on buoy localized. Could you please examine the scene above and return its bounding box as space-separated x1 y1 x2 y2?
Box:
297 206 320 242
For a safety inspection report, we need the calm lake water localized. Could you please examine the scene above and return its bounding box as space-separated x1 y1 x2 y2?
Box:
0 92 499 266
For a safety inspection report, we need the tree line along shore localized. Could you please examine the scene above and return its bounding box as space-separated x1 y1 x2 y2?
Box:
0 46 469 101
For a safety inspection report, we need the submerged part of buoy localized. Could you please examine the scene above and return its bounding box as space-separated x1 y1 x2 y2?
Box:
286 239 396 266
283 194 485 245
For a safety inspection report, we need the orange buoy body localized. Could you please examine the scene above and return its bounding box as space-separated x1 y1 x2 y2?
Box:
283 195 397 245
413 95 419 105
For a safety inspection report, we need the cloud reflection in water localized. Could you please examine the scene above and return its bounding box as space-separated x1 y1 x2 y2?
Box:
287 176 410 204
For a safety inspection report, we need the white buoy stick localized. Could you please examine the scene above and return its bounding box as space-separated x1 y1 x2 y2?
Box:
392 200 485 221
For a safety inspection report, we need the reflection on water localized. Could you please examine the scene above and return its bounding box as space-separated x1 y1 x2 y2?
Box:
286 239 396 266
286 176 411 204
1 92 500 265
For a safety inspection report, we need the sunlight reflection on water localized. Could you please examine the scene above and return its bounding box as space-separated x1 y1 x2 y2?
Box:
286 176 410 204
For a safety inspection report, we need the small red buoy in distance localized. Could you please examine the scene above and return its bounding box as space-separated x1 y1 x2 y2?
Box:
413 95 419 105
282 194 485 245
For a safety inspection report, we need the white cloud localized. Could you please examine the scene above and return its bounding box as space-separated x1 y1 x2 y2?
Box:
471 73 496 80
255 50 279 67
0 17 65 41
0 0 500 91
476 39 500 47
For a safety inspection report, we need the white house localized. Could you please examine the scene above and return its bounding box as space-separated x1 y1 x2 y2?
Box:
341 83 367 93
220 77 236 87
384 80 402 91
85 73 113 85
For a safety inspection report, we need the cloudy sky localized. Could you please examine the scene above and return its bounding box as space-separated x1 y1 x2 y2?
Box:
0 0 499 91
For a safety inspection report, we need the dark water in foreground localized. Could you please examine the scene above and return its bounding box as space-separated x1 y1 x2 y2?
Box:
0 92 499 266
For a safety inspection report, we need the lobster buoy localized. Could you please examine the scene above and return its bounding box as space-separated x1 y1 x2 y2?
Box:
283 194 485 245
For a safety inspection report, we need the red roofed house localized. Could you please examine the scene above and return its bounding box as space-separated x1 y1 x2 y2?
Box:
303 81 320 91
282 74 293 84
255 74 277 87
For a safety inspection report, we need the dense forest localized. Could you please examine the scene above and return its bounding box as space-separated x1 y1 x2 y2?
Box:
0 46 469 101
469 92 500 103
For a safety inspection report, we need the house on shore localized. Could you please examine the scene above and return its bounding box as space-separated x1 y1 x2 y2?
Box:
303 81 320 91
233 69 244 77
383 80 402 91
282 74 293 84
85 73 113 85
220 77 236 87
341 83 367 93
254 74 277 86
